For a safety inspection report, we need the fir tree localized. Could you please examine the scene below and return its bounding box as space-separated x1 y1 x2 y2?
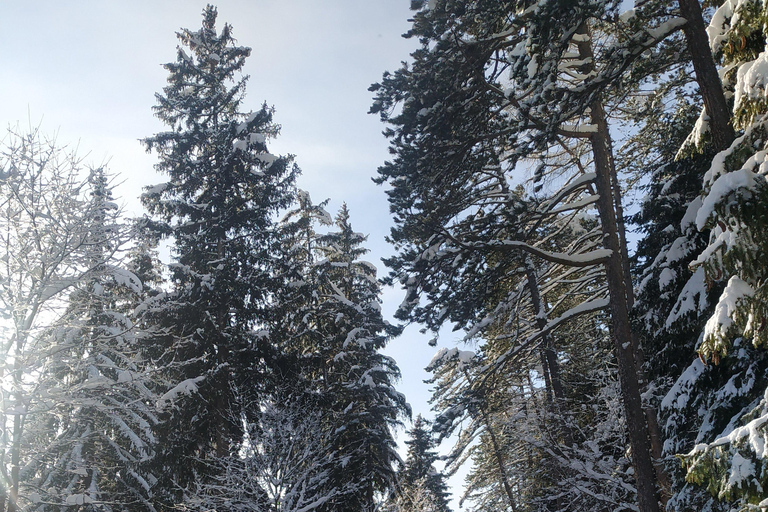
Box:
313 206 410 512
140 5 297 508
25 168 160 512
395 416 450 512
661 2 768 509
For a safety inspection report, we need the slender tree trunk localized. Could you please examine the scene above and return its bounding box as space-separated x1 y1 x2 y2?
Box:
524 259 575 447
465 370 518 512
574 24 661 512
525 262 566 402
608 107 672 509
679 0 735 151
538 348 554 403
645 405 671 506
590 97 660 512
0 361 7 512
215 239 231 460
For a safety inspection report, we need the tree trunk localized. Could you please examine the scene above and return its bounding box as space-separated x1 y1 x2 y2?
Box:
215 239 231 460
679 0 735 151
608 92 673 510
524 260 575 447
466 369 518 512
525 261 566 402
645 404 672 506
538 348 554 404
574 24 661 512
590 97 660 512
0 361 6 512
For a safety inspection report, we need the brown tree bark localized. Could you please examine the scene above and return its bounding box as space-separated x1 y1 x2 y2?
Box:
589 97 661 512
607 99 673 509
679 0 735 151
573 24 661 512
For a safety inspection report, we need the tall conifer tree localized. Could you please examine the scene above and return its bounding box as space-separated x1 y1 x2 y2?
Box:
140 5 297 507
313 206 410 512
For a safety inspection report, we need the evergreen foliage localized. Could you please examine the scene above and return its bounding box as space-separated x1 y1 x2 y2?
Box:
662 2 768 509
369 2 674 510
288 204 409 512
7 3 768 512
0 127 158 512
139 5 297 507
24 168 161 512
390 416 450 512
371 1 768 512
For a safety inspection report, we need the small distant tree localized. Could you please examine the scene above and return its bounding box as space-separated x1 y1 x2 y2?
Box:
392 416 450 512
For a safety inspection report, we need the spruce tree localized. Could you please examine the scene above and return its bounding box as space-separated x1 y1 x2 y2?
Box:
396 416 450 512
313 206 410 512
629 84 729 512
661 2 768 509
26 169 160 512
272 199 410 511
626 2 768 510
140 5 296 507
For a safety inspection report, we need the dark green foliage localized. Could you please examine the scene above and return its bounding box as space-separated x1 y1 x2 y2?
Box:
629 3 768 510
313 207 410 512
273 200 410 512
370 2 734 512
139 5 297 507
392 416 451 512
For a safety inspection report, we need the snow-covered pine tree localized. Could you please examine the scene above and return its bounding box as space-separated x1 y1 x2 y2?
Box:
369 2 670 509
224 191 348 512
631 133 727 512
657 2 768 509
311 205 410 512
626 50 738 510
271 190 333 366
390 416 450 512
270 198 410 512
24 168 161 512
0 127 147 512
139 5 297 508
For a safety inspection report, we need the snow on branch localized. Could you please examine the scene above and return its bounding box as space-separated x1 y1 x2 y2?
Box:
156 376 206 410
539 172 597 214
493 240 611 268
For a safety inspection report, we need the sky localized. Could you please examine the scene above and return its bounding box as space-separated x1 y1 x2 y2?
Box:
0 0 469 505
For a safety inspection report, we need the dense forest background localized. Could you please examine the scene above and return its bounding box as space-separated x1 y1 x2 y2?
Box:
1 1 767 512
